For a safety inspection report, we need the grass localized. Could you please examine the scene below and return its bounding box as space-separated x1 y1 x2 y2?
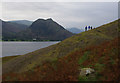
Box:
94 63 105 73
2 55 19 63
78 76 89 81
2 37 119 81
78 51 90 65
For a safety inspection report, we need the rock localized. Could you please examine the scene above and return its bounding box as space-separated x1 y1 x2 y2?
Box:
79 68 95 76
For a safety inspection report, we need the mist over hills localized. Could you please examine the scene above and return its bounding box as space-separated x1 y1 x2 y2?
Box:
67 27 84 34
2 18 74 41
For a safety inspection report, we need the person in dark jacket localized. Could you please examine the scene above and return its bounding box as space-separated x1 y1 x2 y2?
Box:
85 26 87 31
88 26 91 30
91 26 92 29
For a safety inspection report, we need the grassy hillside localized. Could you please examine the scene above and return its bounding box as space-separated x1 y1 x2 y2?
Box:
3 37 119 81
2 19 119 81
2 56 18 64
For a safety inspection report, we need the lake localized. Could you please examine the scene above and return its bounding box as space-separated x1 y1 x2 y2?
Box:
2 41 59 57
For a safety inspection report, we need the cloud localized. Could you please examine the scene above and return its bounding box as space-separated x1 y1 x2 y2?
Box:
2 2 118 29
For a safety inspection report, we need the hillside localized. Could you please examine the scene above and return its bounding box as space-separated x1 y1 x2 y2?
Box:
2 19 119 81
8 20 33 26
27 18 74 40
1 20 28 41
3 37 119 81
2 18 74 41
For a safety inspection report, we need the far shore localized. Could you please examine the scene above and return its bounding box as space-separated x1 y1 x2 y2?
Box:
2 40 61 42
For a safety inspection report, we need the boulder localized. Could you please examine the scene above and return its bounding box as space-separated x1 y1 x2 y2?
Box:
79 68 95 76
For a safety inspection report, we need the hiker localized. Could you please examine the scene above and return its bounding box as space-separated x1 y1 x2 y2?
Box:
85 26 87 31
88 26 91 30
91 26 92 29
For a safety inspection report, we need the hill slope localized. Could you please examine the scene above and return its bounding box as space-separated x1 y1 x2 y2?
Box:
3 37 119 81
1 20 28 40
2 18 74 41
27 18 74 40
8 20 33 26
2 19 119 81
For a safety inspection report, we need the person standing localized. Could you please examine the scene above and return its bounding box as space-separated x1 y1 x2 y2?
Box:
91 26 92 29
85 26 87 31
88 26 91 30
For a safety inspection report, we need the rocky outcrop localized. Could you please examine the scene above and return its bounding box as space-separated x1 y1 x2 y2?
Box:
79 68 95 76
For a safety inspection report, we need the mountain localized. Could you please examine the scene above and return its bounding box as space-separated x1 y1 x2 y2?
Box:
2 19 119 81
1 20 28 40
27 18 74 40
67 27 84 34
2 18 74 41
8 20 33 26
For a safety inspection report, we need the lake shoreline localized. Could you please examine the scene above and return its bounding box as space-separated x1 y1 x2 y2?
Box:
2 41 61 42
0 41 61 42
2 39 61 42
2 41 59 57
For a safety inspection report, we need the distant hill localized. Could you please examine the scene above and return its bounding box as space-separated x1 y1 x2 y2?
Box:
1 20 28 40
27 18 74 40
2 18 74 41
8 20 33 26
2 19 119 81
67 27 84 34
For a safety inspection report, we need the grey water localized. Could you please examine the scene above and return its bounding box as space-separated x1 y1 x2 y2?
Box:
2 41 59 57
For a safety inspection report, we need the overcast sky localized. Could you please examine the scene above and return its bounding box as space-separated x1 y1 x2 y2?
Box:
2 2 118 29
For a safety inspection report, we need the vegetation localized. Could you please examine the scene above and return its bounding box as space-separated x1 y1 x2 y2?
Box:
2 56 19 64
2 19 120 81
8 20 33 26
2 37 119 81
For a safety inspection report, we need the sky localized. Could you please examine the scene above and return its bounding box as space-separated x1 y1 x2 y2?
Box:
1 0 119 2
1 2 118 29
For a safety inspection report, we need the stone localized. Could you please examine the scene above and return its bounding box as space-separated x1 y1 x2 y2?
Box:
79 68 95 76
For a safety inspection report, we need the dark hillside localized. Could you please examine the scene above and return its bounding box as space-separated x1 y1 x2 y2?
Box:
8 20 33 26
28 18 74 40
2 18 74 41
1 20 28 40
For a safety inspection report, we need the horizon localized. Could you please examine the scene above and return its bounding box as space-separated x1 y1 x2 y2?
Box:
2 2 118 29
1 18 118 30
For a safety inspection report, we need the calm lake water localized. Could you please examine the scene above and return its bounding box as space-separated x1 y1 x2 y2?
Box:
2 41 59 57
